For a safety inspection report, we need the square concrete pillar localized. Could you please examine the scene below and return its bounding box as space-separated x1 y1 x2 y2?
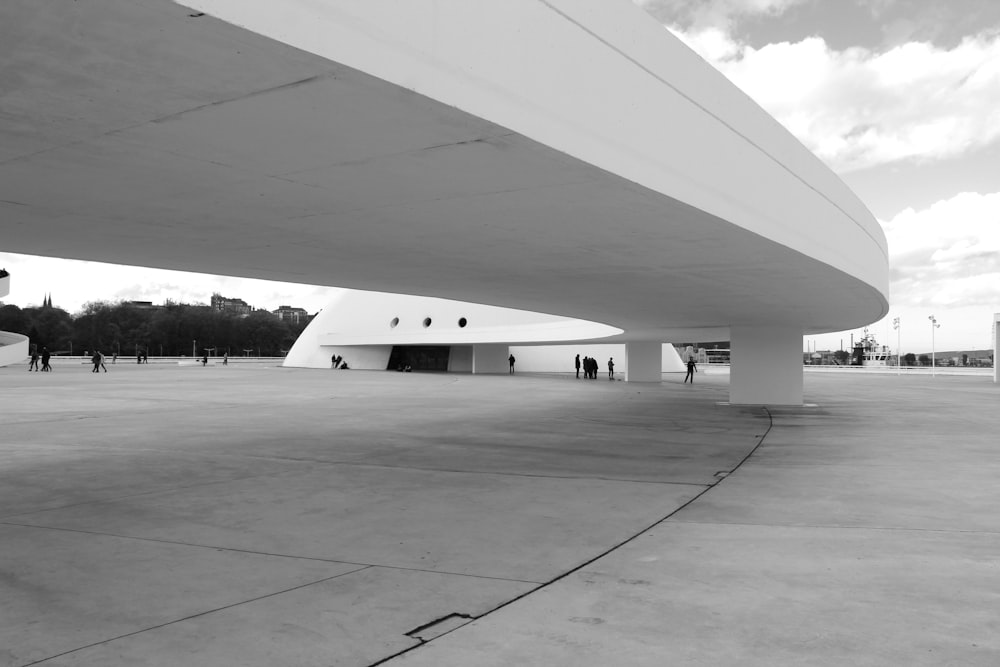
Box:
730 325 803 405
994 313 999 383
473 344 510 374
625 341 662 382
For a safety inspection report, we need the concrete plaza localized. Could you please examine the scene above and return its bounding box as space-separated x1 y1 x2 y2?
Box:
1 362 997 666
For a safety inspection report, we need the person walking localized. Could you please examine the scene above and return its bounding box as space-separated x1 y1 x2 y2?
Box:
223 352 228 366
608 357 615 379
574 354 581 379
684 356 697 383
91 350 102 373
28 349 39 371
41 347 52 372
508 354 516 374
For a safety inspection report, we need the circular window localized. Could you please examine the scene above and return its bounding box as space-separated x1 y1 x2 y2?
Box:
390 317 399 328
423 317 432 328
458 317 467 328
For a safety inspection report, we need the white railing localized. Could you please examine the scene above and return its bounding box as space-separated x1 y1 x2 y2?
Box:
804 364 992 377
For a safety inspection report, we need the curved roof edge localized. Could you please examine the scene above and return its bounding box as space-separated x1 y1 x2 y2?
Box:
181 0 888 301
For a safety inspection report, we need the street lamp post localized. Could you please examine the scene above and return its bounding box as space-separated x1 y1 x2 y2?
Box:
928 315 940 376
892 317 900 375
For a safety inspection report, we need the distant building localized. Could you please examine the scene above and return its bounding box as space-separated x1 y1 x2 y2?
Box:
211 293 253 315
273 305 310 324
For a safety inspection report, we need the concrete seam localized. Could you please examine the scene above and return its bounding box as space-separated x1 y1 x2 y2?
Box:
0 521 546 584
18 566 372 667
365 406 774 666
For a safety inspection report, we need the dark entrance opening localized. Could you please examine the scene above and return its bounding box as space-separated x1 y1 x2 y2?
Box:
387 345 451 371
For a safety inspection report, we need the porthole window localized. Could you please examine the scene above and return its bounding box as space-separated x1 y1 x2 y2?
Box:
423 317 432 328
390 317 399 328
458 317 467 328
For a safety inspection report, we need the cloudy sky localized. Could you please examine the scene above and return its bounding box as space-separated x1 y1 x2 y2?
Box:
638 0 1000 353
2 0 998 353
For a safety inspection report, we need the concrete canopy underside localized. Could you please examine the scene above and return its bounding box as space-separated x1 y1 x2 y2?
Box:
0 0 887 348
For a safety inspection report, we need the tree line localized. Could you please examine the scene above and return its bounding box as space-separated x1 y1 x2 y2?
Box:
0 301 310 358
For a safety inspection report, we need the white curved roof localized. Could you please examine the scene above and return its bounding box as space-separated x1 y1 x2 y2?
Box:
0 0 887 340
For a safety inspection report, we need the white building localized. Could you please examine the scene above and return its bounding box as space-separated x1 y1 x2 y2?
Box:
0 0 888 403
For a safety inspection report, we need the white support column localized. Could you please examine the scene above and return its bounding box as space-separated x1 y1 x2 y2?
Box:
625 341 662 382
730 325 804 405
994 313 999 384
472 344 510 374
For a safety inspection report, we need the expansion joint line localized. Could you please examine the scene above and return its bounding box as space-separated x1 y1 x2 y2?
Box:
21 566 372 667
367 407 774 666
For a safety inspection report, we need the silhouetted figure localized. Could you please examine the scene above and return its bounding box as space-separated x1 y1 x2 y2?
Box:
332 354 337 368
202 353 208 366
608 357 615 379
137 352 142 364
684 357 697 383
223 353 228 366
112 353 117 364
575 354 581 379
508 354 516 374
91 351 102 373
142 352 148 364
335 355 343 369
41 347 52 372
28 350 39 371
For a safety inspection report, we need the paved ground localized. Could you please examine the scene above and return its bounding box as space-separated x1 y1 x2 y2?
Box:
1 362 997 665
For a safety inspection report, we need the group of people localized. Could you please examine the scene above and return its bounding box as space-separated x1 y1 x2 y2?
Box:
571 352 698 382
27 347 52 372
331 354 349 369
575 354 614 379
91 350 108 372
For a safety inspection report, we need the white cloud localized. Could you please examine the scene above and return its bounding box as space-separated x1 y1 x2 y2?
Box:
636 0 806 32
881 191 1000 308
666 27 1000 172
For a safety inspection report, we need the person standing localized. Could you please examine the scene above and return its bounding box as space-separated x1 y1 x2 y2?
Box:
41 347 52 372
91 350 102 373
508 354 516 374
684 357 697 383
28 349 40 371
223 352 228 366
574 354 581 379
608 357 615 379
